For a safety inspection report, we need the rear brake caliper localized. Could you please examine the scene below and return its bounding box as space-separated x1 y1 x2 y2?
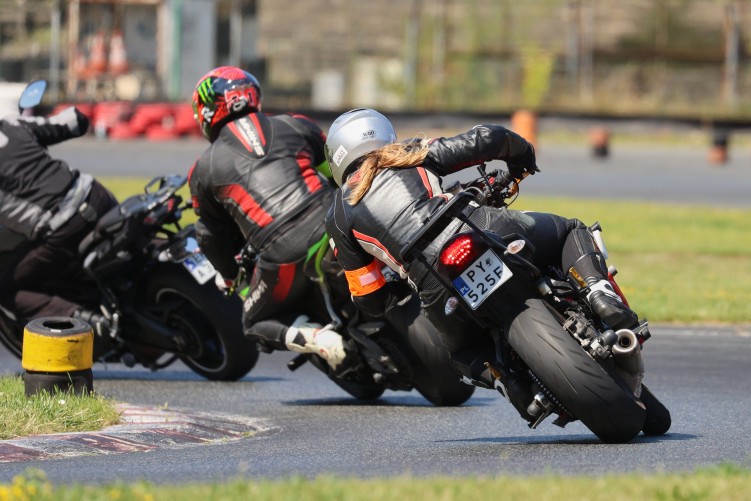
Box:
562 309 617 360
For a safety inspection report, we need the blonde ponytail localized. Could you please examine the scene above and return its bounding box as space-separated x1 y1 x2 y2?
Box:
346 139 430 205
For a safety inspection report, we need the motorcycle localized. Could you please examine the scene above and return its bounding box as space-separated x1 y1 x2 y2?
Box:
399 165 671 442
0 80 258 380
0 174 258 380
238 236 476 406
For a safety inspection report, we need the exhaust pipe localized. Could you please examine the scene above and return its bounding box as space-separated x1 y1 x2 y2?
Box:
612 328 639 358
611 328 644 395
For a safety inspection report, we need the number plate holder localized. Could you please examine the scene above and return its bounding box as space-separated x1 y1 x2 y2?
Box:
451 249 513 309
182 253 216 285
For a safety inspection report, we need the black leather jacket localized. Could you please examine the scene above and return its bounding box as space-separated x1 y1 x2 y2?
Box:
188 112 330 278
326 125 535 315
0 107 91 252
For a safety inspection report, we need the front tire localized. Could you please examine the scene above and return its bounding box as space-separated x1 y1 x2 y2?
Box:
385 295 475 407
144 265 258 381
640 384 671 436
504 296 646 443
0 309 23 359
308 354 386 400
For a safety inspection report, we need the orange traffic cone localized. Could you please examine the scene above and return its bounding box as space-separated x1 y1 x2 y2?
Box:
511 110 538 151
708 129 729 165
589 127 610 158
87 31 107 76
108 30 129 75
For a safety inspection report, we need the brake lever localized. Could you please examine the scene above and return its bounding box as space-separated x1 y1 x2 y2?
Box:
504 167 539 197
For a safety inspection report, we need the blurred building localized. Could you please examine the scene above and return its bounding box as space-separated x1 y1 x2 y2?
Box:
0 0 259 103
0 0 749 119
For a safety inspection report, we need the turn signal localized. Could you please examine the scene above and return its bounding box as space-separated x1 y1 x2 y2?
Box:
506 239 526 255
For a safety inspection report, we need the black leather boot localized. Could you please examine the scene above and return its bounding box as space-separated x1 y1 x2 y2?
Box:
567 253 639 331
587 282 639 331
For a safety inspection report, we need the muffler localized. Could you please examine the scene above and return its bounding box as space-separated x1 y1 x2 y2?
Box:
612 328 639 357
611 328 644 397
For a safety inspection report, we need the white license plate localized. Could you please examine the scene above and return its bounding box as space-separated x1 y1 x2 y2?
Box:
182 253 216 285
451 249 513 309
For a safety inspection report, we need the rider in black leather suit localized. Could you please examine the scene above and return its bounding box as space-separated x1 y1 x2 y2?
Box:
325 109 639 384
188 66 348 369
0 105 117 332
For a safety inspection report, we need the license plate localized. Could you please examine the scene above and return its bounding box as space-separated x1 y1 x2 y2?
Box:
451 249 513 309
182 253 216 285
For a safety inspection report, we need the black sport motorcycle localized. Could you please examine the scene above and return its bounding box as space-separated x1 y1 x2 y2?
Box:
400 165 671 442
0 79 256 380
238 236 475 406
0 173 258 380
0 176 258 380
0 175 258 380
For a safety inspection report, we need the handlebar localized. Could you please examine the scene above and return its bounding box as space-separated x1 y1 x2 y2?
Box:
463 164 538 208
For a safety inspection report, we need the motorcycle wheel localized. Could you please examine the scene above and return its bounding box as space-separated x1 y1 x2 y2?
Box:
144 265 258 381
330 377 385 400
640 384 671 436
400 309 475 406
309 355 385 400
0 310 23 359
504 296 646 443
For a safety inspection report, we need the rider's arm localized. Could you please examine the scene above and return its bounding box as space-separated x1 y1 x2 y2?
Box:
188 161 246 278
423 124 537 178
325 194 408 317
20 106 89 147
289 113 332 179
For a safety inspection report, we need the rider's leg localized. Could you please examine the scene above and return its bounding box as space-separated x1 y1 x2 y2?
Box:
10 180 117 325
562 225 639 331
242 259 347 370
486 208 638 331
283 314 347 370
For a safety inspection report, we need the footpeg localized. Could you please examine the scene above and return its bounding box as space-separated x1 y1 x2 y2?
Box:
459 375 493 389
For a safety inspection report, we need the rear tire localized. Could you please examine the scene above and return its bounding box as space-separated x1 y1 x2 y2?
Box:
504 296 646 443
144 265 258 381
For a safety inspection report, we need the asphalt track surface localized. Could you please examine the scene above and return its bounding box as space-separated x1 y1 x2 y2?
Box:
49 122 751 208
1 325 750 483
0 133 749 482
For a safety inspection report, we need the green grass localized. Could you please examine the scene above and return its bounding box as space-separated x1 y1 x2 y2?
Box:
3 464 751 500
98 177 751 324
513 196 751 324
0 376 121 440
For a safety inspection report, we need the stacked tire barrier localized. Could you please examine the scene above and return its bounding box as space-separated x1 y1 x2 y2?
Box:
52 102 203 141
22 317 94 396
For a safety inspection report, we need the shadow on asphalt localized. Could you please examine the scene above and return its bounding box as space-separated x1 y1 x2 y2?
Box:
91 370 283 384
437 432 695 445
285 395 494 407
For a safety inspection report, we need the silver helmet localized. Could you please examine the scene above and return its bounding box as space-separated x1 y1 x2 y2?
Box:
325 108 397 186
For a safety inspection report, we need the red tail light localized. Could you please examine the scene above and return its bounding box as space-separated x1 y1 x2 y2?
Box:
441 235 472 266
440 235 477 268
